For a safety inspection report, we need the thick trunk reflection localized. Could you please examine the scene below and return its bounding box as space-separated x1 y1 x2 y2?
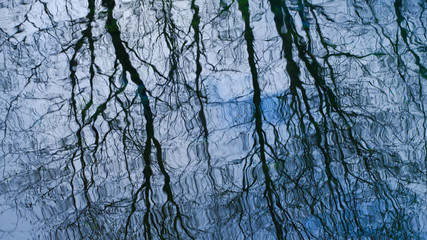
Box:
238 0 287 238
103 0 193 239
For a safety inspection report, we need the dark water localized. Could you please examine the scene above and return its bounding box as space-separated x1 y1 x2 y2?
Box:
0 0 426 239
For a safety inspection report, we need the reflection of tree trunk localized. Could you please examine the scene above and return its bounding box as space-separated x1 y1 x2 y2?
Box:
237 0 289 239
393 0 427 181
394 0 427 81
265 0 416 238
191 0 208 138
2 0 426 238
67 0 97 236
124 137 153 239
103 0 192 238
267 1 364 237
103 0 154 234
189 0 225 236
161 0 180 88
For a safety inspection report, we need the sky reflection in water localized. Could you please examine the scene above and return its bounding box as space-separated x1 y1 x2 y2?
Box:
0 0 427 239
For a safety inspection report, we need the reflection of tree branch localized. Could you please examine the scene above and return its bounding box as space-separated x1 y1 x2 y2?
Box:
394 0 427 80
65 0 98 236
265 0 421 238
102 0 193 238
237 0 296 239
1 0 426 238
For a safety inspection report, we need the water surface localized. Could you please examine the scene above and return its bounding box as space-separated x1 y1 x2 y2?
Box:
1 0 427 239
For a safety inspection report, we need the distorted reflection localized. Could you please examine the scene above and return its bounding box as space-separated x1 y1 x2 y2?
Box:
1 0 426 239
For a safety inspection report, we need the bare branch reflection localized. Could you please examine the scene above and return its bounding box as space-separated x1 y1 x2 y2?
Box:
0 0 426 239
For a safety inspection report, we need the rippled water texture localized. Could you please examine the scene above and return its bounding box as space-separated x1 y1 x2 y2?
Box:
1 0 427 239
